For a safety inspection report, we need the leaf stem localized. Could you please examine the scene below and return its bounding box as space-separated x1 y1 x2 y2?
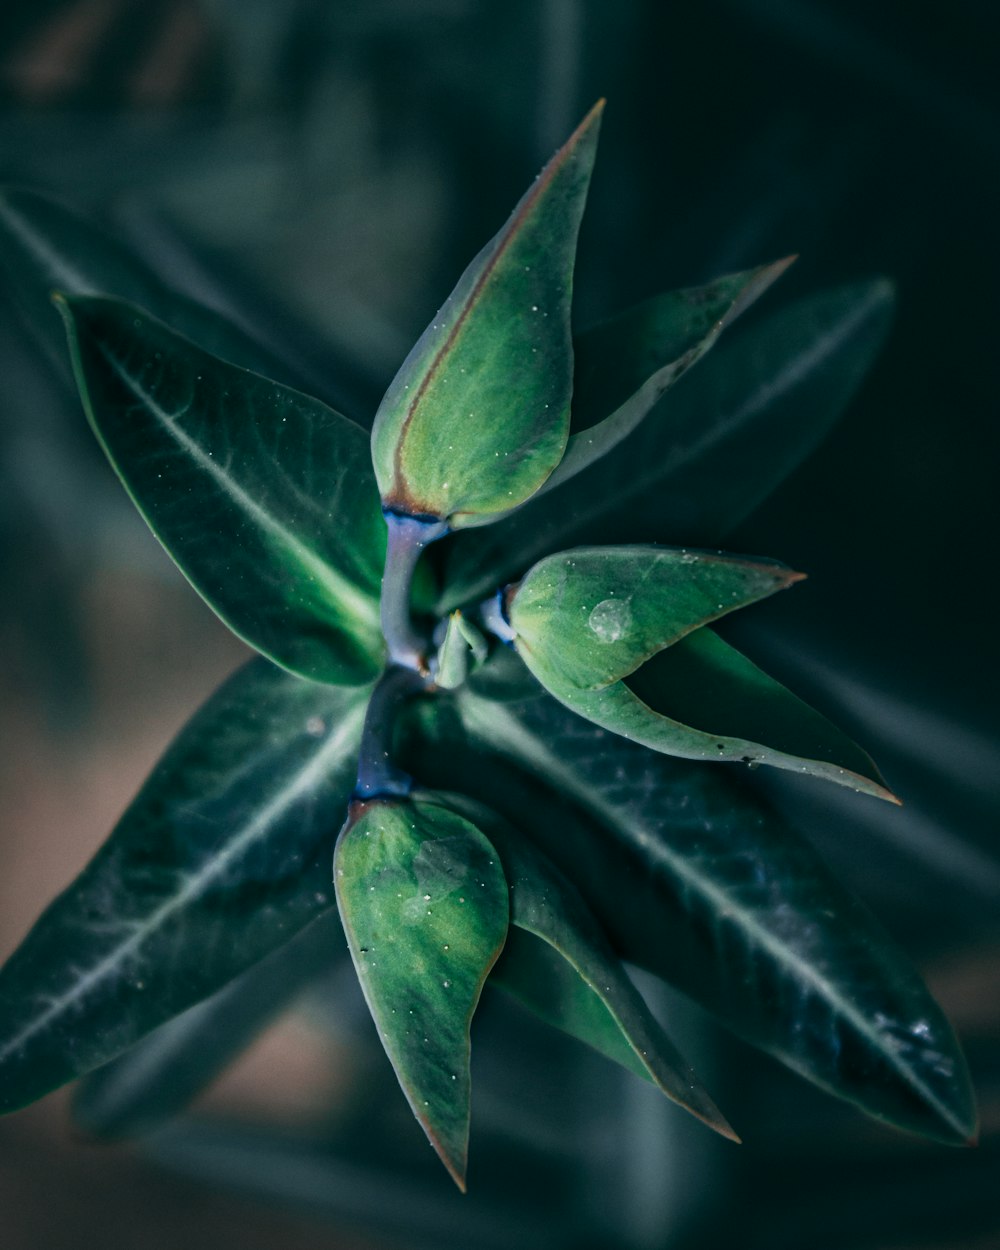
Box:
380 509 448 673
354 664 426 800
478 589 517 644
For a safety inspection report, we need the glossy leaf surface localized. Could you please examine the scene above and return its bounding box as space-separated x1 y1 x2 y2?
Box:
541 258 794 492
59 295 386 685
402 691 976 1145
334 797 509 1189
508 544 801 690
74 913 344 1140
439 281 895 609
441 799 736 1139
370 104 602 525
0 659 366 1113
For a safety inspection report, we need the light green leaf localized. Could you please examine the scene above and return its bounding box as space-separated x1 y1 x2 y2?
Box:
334 796 509 1189
0 659 367 1114
508 543 801 691
58 294 385 685
370 103 602 525
401 690 976 1146
540 258 794 492
439 281 895 610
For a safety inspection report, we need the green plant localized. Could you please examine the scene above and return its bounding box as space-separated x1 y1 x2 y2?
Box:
0 102 976 1192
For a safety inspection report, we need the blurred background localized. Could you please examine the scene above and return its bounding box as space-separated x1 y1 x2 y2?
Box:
1 1 998 1246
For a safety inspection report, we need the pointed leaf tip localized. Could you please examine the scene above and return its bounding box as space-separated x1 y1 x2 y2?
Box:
371 104 601 525
334 797 509 1189
58 294 385 685
509 544 800 693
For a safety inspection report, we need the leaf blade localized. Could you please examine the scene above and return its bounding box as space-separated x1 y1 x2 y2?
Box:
540 257 794 492
371 103 603 524
439 280 895 610
73 913 344 1141
442 799 736 1140
0 659 366 1113
58 294 386 685
334 797 509 1189
508 543 801 691
403 691 976 1146
0 186 300 387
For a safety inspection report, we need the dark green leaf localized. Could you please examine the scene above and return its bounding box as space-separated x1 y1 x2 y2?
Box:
370 103 602 526
402 691 976 1146
439 281 895 610
0 659 366 1114
334 796 509 1189
73 912 344 1141
0 187 299 388
541 258 794 491
433 795 736 1139
508 544 801 690
466 644 543 703
58 295 386 685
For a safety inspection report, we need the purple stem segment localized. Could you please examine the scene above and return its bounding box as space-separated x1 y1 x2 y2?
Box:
353 664 425 800
380 509 448 673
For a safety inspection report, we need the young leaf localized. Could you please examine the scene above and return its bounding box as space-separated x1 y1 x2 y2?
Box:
73 913 344 1141
433 611 488 691
402 691 977 1146
432 794 736 1140
539 258 795 492
438 280 895 610
370 103 603 526
0 659 366 1114
334 797 509 1189
507 544 801 691
58 295 386 685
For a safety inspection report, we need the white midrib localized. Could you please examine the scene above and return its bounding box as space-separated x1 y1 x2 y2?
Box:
0 704 365 1064
100 344 380 632
460 694 962 1132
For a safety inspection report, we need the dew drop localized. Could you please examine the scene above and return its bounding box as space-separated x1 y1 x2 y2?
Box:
588 598 632 643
